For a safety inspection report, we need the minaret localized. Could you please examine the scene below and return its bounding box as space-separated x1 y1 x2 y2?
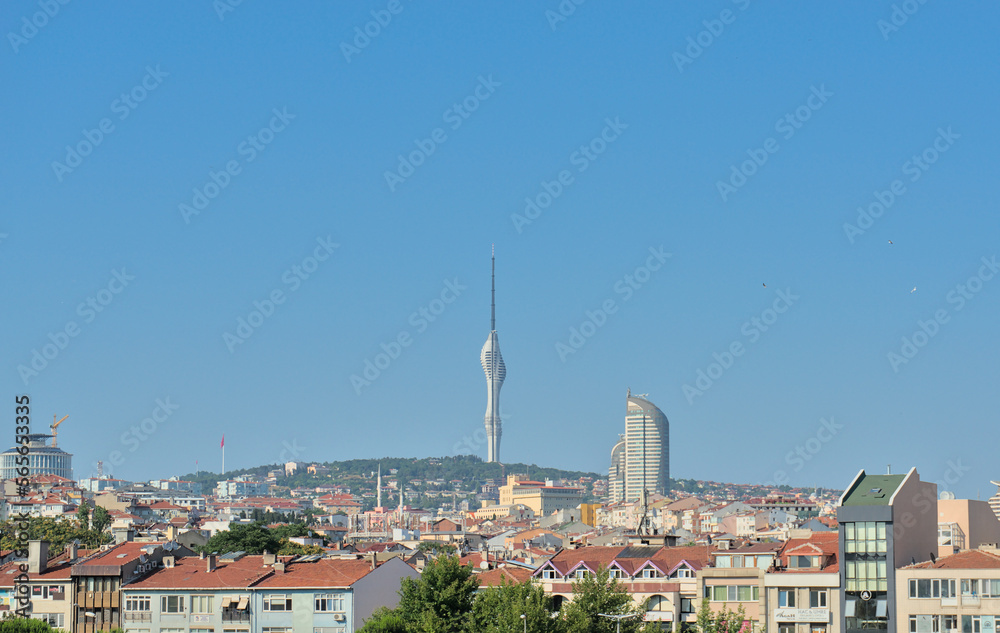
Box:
481 246 506 463
377 464 382 508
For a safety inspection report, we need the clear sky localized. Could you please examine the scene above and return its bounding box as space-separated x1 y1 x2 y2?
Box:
2 1 998 499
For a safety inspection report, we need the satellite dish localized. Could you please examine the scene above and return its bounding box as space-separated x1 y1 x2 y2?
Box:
940 491 956 500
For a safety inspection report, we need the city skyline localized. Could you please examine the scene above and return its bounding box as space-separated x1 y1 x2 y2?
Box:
2 4 998 496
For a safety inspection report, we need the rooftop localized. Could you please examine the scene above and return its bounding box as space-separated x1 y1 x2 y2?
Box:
841 473 906 507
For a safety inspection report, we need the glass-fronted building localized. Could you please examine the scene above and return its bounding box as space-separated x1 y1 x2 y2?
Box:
0 433 72 480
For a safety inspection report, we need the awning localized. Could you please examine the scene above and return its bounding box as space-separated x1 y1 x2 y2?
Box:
237 597 249 610
221 597 232 608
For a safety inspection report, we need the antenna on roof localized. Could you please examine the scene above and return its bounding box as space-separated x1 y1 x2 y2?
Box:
490 245 496 332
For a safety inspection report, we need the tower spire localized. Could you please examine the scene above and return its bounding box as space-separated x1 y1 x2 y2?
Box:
491 244 495 332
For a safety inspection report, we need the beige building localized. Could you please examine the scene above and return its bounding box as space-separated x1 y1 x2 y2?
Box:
498 475 583 516
698 542 782 631
937 498 1000 558
896 546 1000 633
765 532 840 633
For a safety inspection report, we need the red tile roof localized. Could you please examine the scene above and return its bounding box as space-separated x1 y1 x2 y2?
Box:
478 566 535 586
906 549 1000 570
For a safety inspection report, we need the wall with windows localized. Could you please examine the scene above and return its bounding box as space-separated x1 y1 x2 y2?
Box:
897 569 1000 633
764 572 840 633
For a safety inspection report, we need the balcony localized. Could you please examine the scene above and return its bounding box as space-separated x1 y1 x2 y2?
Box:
123 612 152 622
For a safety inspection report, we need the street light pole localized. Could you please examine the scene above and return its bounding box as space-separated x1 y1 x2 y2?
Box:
598 612 640 633
521 613 527 633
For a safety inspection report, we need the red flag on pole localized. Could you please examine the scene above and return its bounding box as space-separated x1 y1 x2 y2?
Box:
221 435 225 448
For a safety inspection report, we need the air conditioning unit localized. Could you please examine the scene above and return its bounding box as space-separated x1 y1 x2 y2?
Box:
333 613 346 621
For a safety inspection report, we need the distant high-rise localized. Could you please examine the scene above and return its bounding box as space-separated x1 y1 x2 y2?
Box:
608 434 625 503
481 247 505 463
607 390 669 502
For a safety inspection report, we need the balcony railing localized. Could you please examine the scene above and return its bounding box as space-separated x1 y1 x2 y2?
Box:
124 612 152 622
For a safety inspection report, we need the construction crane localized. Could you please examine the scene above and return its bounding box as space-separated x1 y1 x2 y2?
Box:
51 414 68 447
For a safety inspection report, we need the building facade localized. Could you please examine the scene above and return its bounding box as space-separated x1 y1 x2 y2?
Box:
0 433 73 480
619 392 670 502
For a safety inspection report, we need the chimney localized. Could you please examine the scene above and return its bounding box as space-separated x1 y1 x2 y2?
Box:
273 562 285 573
163 555 175 568
262 550 276 566
200 550 206 559
207 554 217 572
366 552 376 570
166 525 178 541
67 541 78 562
28 541 48 575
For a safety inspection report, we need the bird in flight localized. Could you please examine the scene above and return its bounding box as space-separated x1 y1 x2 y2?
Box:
910 287 917 293
762 283 767 288
888 240 893 245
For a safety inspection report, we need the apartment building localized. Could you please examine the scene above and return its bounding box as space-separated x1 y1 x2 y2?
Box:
697 542 781 630
498 475 583 516
533 545 713 630
837 468 938 633
120 551 418 632
764 532 841 633
896 547 1000 633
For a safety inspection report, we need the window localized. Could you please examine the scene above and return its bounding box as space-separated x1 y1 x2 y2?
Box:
809 590 827 608
794 555 815 568
262 629 293 633
706 585 759 602
961 616 982 633
647 595 669 612
30 614 63 628
779 626 796 633
126 595 151 611
716 556 731 568
942 616 958 632
191 595 214 614
315 594 344 612
541 569 556 579
910 616 941 633
641 568 660 579
161 595 185 613
263 595 292 611
608 568 623 579
681 598 695 614
961 579 980 597
983 579 1000 597
779 590 796 607
672 566 693 578
575 569 590 579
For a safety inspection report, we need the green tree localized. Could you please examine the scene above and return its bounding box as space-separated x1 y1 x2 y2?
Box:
468 578 566 633
200 522 282 555
91 506 112 533
562 566 658 633
77 500 90 529
395 555 479 633
358 607 409 633
0 517 110 554
693 598 748 633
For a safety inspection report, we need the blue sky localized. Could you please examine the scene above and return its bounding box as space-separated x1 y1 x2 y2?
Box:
2 1 998 499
